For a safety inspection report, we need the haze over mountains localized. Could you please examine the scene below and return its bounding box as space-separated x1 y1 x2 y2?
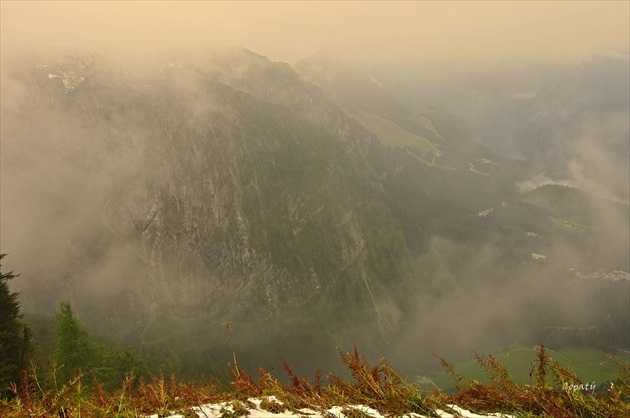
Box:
381 49 630 203
1 43 628 379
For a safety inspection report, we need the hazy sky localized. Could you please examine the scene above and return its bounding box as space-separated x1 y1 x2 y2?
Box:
2 1 628 65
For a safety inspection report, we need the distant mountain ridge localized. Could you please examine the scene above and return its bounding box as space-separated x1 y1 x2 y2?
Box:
2 48 627 377
378 52 630 203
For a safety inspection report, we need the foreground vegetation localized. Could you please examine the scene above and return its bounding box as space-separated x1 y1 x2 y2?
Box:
1 341 628 417
428 344 628 392
1 255 628 416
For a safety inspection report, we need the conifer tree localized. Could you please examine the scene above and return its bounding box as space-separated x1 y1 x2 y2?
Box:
0 254 32 396
53 300 148 388
53 301 100 381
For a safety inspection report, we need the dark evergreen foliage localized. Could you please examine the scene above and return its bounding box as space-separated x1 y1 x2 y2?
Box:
0 254 31 397
53 301 148 390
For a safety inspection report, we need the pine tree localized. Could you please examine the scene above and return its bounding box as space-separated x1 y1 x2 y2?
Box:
0 254 32 396
53 301 148 389
53 301 100 381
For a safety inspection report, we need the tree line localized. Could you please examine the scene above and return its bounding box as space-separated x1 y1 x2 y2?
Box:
1 254 146 399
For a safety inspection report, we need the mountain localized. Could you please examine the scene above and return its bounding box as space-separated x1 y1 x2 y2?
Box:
1 48 627 378
296 52 629 368
295 51 505 172
2 48 417 373
379 51 630 203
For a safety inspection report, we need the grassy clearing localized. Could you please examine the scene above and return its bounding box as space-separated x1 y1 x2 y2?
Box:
408 111 446 143
352 111 438 158
549 216 593 234
1 343 628 417
521 197 557 214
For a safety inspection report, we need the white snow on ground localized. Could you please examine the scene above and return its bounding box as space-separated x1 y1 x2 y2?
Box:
149 396 514 418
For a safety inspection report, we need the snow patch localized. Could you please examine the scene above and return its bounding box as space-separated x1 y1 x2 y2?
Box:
149 399 514 418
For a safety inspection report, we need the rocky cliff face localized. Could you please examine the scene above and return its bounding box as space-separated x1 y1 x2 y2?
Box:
2 48 411 352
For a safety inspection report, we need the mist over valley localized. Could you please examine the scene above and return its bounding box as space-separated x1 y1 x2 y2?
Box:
2 45 628 384
1 4 629 399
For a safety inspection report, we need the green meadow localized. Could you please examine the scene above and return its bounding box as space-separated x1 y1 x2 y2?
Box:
426 344 628 391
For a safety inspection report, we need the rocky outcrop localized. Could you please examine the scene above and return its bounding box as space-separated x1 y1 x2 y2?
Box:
4 49 409 345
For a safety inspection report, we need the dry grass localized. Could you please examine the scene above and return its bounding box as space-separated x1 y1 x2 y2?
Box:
1 344 628 417
435 343 630 417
